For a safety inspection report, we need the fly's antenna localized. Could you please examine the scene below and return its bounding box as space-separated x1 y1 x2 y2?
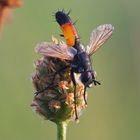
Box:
93 79 101 85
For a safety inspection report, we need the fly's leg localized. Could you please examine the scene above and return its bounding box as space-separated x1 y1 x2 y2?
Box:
83 86 87 105
93 79 101 85
34 65 70 95
34 84 55 96
70 70 78 120
34 71 58 96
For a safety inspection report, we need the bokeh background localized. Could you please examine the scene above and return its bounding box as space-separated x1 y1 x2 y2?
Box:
0 0 140 140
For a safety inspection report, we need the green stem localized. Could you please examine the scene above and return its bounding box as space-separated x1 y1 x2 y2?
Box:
56 121 68 140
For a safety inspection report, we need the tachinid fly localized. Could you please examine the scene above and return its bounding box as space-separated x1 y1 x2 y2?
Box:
35 10 114 120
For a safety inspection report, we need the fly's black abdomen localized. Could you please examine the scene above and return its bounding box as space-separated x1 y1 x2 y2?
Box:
55 11 71 26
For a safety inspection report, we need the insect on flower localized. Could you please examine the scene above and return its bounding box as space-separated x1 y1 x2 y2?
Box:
0 0 22 30
35 10 114 120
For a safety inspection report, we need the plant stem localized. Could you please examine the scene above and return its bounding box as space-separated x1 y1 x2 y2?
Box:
56 121 68 140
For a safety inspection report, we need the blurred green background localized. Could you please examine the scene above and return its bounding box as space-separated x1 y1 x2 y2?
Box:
0 0 140 140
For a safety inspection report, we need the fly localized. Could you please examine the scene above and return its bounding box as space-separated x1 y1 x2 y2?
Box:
35 10 114 120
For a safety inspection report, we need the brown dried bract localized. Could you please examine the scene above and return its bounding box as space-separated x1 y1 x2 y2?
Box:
0 0 22 30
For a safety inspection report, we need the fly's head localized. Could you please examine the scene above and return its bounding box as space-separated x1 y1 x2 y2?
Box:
80 70 100 87
80 71 94 87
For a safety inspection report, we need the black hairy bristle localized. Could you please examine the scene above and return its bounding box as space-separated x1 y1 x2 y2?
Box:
67 9 71 15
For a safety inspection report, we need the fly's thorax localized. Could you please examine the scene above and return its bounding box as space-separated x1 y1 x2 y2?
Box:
71 50 92 73
77 51 92 72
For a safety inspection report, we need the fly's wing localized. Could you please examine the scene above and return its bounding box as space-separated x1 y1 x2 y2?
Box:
86 24 114 56
35 42 77 60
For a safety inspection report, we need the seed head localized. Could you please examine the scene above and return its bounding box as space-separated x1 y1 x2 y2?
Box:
31 36 88 123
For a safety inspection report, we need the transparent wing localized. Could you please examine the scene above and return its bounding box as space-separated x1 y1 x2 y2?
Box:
35 42 77 60
86 24 114 56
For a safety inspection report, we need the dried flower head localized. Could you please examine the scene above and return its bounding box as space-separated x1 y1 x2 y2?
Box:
0 0 22 30
31 36 88 123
